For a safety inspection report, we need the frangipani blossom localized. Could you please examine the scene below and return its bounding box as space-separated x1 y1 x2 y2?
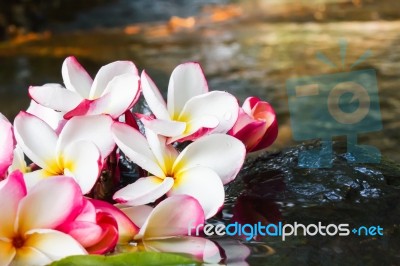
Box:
119 195 221 263
0 113 14 178
228 97 278 152
0 171 87 266
140 62 239 143
112 122 246 218
57 198 138 254
29 57 140 120
14 112 115 194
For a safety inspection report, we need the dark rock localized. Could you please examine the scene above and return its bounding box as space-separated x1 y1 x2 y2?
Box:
224 141 400 265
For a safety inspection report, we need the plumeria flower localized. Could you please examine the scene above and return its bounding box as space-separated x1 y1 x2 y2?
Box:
117 195 221 263
57 198 138 254
0 113 14 179
228 97 278 152
0 171 87 265
140 62 239 143
14 112 115 194
112 123 246 218
29 56 140 120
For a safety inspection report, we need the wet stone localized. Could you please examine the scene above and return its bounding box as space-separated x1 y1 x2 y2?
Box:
223 141 400 265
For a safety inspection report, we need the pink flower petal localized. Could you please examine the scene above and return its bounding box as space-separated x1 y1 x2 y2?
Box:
62 140 101 194
85 212 119 254
0 171 26 238
168 166 224 219
136 195 204 240
113 176 174 206
29 84 83 112
141 70 169 120
174 134 245 185
111 122 164 177
62 56 93 98
252 118 278 152
17 177 84 234
167 62 208 118
90 61 138 100
57 115 115 159
0 113 14 177
58 220 103 248
90 199 139 244
14 111 58 170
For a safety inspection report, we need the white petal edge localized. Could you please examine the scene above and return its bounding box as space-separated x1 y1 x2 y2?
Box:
14 112 58 170
29 84 83 112
141 70 170 120
167 62 208 118
62 56 93 98
90 61 138 100
113 176 173 206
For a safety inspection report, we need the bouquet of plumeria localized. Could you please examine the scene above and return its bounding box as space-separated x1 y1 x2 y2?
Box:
0 57 277 265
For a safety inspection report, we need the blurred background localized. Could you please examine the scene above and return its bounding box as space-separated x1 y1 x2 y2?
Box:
1 0 399 161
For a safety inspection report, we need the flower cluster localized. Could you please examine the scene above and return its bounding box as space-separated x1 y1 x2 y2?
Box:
0 57 277 265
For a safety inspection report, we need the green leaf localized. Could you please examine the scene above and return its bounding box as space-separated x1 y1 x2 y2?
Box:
48 251 201 266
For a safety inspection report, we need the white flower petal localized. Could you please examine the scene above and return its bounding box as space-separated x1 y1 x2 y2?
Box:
14 112 58 170
141 70 169 120
62 56 93 98
57 115 115 159
179 91 239 134
29 84 83 112
167 63 208 118
25 229 87 260
90 61 138 100
112 122 164 177
22 169 48 191
88 73 140 118
13 246 52 266
174 134 245 185
168 167 224 219
26 100 67 134
144 128 178 172
113 176 174 206
62 141 101 194
141 118 186 137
